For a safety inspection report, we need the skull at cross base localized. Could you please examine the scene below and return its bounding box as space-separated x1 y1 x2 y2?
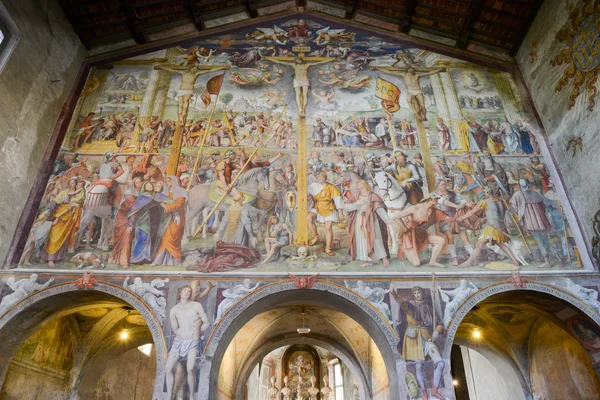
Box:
297 246 308 258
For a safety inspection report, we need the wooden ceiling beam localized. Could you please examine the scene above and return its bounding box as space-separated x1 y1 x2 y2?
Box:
418 2 469 18
345 0 357 20
245 0 258 18
400 0 417 34
59 0 92 49
457 0 482 49
187 0 203 30
122 1 149 45
510 0 544 56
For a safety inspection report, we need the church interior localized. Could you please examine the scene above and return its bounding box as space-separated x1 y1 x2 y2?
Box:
1 0 600 399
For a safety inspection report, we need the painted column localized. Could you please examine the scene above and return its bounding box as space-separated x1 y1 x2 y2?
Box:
491 71 522 122
131 63 163 150
151 70 172 118
440 71 464 149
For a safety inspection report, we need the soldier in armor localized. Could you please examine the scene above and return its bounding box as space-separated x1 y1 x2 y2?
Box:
384 150 423 204
457 186 520 267
92 151 124 216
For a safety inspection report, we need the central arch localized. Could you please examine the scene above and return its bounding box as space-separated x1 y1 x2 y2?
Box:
200 280 403 400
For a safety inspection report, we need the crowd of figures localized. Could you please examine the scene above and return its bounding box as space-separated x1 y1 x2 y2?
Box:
26 144 297 270
70 109 298 153
302 147 569 269
24 142 569 270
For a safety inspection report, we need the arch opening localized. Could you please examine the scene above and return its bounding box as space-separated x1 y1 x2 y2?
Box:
447 289 600 400
0 282 166 399
203 284 402 400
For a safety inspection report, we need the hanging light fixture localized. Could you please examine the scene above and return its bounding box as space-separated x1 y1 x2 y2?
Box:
297 309 311 334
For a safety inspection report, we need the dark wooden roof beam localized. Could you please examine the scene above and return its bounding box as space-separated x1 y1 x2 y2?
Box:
59 0 93 49
187 0 203 30
358 0 405 14
400 0 416 34
123 1 150 45
414 13 464 29
345 0 357 20
197 5 248 21
245 0 258 18
136 8 190 22
417 3 468 17
480 6 526 20
510 0 544 56
457 0 482 49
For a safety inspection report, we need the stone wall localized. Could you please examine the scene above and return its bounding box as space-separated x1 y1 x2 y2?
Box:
0 0 86 257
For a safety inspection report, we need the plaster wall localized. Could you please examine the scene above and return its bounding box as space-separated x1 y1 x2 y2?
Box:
516 0 600 251
529 318 600 399
0 0 86 258
460 347 511 400
93 347 156 400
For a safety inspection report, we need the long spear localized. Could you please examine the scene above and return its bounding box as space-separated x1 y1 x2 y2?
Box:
187 74 225 190
193 105 288 237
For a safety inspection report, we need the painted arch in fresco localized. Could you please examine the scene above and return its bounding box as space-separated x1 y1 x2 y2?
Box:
17 16 591 273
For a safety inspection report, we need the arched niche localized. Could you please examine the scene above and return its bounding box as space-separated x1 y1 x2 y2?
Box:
233 333 370 399
200 280 403 400
444 281 600 399
0 281 167 399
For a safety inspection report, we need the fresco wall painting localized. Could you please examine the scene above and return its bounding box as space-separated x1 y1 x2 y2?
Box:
14 17 589 274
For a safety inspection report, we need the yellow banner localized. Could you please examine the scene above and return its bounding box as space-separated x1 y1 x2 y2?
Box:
375 77 401 113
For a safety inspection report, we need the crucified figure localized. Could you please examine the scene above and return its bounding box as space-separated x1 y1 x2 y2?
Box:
263 56 337 117
154 64 230 125
372 66 446 122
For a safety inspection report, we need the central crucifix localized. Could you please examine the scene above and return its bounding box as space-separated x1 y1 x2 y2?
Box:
263 51 338 244
153 63 229 175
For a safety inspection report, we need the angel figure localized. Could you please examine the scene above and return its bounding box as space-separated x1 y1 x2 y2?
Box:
229 68 281 86
123 276 171 325
391 49 423 67
246 25 289 45
315 26 355 45
177 46 216 66
566 136 583 157
438 280 478 328
344 280 392 324
0 274 54 315
262 88 289 108
288 273 319 289
319 69 371 90
311 87 335 108
214 280 261 324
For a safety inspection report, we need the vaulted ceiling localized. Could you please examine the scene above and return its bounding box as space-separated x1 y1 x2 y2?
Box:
59 0 544 57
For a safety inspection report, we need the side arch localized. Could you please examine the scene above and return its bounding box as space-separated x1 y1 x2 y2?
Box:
200 280 403 400
443 281 600 359
0 281 167 399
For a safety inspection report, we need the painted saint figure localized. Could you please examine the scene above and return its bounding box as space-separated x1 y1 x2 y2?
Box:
165 285 210 400
392 286 445 400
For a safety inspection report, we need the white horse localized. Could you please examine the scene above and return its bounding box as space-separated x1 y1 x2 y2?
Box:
374 171 408 253
76 185 113 251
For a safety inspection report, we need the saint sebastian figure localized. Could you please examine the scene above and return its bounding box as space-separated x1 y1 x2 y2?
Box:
263 56 336 117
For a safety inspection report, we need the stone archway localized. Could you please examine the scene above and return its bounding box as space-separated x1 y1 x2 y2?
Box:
443 281 600 359
233 333 371 399
199 280 403 400
0 281 167 399
442 281 600 400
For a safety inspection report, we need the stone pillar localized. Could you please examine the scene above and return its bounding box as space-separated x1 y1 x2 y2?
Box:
131 63 165 149
491 71 522 122
439 71 464 149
